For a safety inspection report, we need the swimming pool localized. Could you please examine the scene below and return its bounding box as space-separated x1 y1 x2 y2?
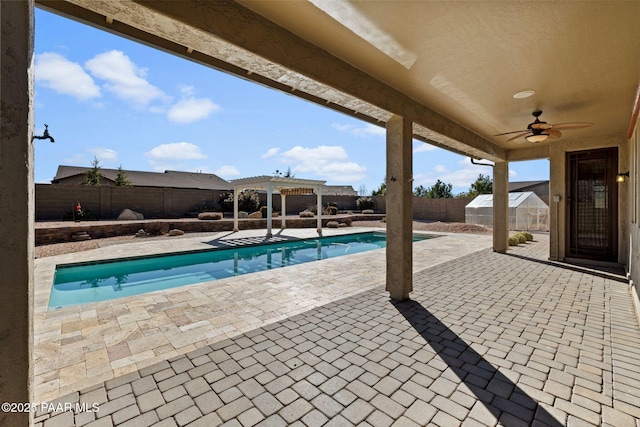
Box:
49 232 434 309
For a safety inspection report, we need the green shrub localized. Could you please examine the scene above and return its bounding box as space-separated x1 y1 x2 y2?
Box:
63 208 97 221
356 197 374 211
508 236 520 246
514 233 527 244
219 190 260 213
521 231 534 241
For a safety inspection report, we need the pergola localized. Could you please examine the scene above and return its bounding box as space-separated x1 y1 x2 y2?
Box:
229 175 326 238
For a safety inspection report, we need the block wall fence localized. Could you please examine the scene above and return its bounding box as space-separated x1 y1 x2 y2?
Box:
35 184 469 222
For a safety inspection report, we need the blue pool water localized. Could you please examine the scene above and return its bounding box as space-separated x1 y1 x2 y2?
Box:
50 232 434 309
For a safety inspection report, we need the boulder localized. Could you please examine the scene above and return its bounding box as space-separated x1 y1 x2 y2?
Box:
238 211 249 219
168 229 185 236
198 212 223 220
326 221 340 228
362 209 375 214
299 210 314 218
248 211 262 219
135 229 148 238
117 208 144 220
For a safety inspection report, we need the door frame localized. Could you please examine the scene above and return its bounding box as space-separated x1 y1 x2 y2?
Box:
565 147 618 261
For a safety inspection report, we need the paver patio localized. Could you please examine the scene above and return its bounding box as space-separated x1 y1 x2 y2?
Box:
32 231 640 426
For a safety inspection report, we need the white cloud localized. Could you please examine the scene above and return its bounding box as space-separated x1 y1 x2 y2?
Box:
214 165 241 177
145 142 207 161
261 148 280 159
279 145 367 182
88 148 118 163
167 97 220 124
332 122 385 137
85 50 166 107
414 159 497 192
178 84 196 96
35 52 100 100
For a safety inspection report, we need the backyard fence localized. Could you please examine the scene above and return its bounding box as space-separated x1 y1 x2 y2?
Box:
35 184 470 222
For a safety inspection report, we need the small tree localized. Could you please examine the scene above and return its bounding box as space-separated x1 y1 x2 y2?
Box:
114 165 131 186
413 185 429 197
425 179 453 198
372 181 386 196
468 174 493 197
358 184 368 196
85 156 102 186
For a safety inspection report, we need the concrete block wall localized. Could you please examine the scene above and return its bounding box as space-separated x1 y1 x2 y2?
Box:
36 184 470 222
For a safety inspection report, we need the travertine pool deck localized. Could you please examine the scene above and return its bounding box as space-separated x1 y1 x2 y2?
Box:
32 229 640 426
34 227 491 402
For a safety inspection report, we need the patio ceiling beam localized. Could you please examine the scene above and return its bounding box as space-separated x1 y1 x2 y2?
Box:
37 0 505 162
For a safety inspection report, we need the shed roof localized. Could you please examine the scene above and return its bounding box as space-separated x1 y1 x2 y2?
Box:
465 191 548 209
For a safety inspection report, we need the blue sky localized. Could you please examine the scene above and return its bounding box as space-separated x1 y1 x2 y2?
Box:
34 8 549 195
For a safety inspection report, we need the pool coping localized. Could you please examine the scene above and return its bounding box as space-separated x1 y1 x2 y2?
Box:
33 227 493 402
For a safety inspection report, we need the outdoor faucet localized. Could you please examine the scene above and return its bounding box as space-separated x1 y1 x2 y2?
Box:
33 124 55 142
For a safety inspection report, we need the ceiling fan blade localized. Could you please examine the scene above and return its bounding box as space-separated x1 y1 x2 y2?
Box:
531 123 553 130
494 129 528 136
546 128 562 137
506 132 529 142
550 122 593 130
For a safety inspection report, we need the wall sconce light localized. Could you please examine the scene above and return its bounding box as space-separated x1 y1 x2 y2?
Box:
616 171 630 183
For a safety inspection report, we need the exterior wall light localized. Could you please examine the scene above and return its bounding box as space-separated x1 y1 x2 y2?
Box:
616 171 630 182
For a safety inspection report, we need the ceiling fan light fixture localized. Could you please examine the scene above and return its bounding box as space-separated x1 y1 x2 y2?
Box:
526 133 549 143
513 90 535 99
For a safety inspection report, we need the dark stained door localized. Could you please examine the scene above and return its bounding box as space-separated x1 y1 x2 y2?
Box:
566 147 618 261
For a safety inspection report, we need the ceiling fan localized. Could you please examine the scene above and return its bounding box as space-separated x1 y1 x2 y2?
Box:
495 111 593 143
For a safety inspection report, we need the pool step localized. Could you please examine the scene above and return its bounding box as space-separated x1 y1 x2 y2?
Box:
71 231 91 241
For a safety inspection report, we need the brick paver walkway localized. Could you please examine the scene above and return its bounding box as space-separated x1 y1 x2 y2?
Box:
33 235 640 426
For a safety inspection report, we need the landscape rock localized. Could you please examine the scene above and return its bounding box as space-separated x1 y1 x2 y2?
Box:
197 212 223 220
135 229 149 238
117 208 144 220
168 229 185 236
299 210 314 218
238 211 249 219
248 211 262 219
326 221 340 228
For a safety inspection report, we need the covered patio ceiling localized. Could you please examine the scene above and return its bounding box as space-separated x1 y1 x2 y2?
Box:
37 1 640 162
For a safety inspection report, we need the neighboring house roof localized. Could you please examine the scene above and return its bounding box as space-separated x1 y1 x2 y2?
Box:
508 180 549 194
52 166 232 190
322 185 357 195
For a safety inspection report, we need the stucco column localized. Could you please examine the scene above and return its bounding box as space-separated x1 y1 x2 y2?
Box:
280 194 286 229
0 1 34 426
266 182 273 238
316 186 323 235
493 161 509 253
386 115 413 300
233 187 239 232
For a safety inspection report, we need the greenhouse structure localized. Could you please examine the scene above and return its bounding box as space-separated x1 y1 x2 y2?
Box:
465 191 550 231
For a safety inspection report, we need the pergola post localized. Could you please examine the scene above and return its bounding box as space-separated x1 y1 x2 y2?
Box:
281 194 286 229
266 182 273 238
233 186 239 232
316 186 323 235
